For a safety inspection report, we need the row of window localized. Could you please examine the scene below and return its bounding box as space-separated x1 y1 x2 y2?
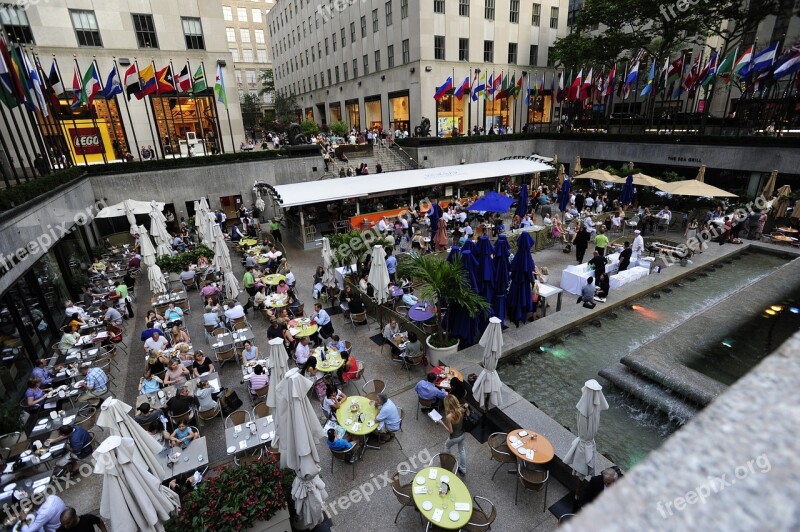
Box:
226 28 266 44
229 48 269 63
222 6 265 24
429 0 558 27
434 37 554 66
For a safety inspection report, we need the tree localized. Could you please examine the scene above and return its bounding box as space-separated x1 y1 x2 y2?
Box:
300 119 320 137
240 93 262 138
329 120 349 137
272 92 299 129
258 68 275 98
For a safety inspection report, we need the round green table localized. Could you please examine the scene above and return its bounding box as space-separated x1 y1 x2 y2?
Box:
335 396 378 437
289 319 317 338
412 467 472 529
240 239 258 247
262 273 286 286
313 348 344 373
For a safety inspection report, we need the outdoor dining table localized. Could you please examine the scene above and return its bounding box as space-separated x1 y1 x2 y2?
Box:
312 347 345 373
78 319 105 335
152 289 188 306
336 396 379 458
777 226 798 234
242 358 270 380
240 239 258 247
289 318 317 338
412 467 472 529
6 439 69 474
430 366 463 391
537 284 564 316
158 436 208 479
0 470 55 507
73 331 109 350
408 302 437 322
225 416 276 455
211 329 255 350
506 429 555 465
136 373 221 408
260 273 286 286
335 264 357 290
27 406 87 439
265 293 289 308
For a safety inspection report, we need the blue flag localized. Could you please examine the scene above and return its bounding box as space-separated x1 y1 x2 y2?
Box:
103 66 122 99
640 61 655 97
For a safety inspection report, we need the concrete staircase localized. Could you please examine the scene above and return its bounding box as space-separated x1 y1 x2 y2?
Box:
320 142 414 178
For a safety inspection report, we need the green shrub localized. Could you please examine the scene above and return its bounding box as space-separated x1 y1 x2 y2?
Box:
156 245 214 273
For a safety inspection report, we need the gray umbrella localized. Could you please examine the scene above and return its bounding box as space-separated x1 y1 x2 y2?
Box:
211 224 239 300
93 436 180 532
472 316 505 409
266 338 290 449
149 201 174 258
321 237 337 291
367 245 390 304
563 379 609 479
276 368 328 529
97 397 166 481
139 225 167 294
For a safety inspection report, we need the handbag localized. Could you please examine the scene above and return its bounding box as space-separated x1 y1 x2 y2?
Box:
462 406 480 432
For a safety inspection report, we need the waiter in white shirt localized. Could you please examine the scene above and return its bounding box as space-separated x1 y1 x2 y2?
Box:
631 229 645 262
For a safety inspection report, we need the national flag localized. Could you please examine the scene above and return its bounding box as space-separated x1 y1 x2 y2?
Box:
580 68 592 100
684 54 702 93
595 70 605 103
739 41 779 79
715 47 738 84
192 64 207 92
9 45 35 111
70 67 82 108
732 45 753 75
0 47 18 108
124 64 139 100
672 59 687 99
214 63 228 108
0 39 24 105
625 61 639 85
549 72 555 95
453 74 470 100
471 71 485 101
487 72 494 96
525 75 531 107
773 48 800 79
514 73 523 98
490 72 502 96
433 75 453 100
155 65 175 94
567 69 582 102
667 56 684 86
556 71 566 102
496 73 510 99
80 63 102 105
20 50 47 115
48 61 63 95
177 64 192 92
699 50 719 88
640 60 655 97
103 66 122 99
605 65 616 98
135 64 157 99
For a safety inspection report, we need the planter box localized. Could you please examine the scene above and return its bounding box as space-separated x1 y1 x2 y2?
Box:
246 508 291 532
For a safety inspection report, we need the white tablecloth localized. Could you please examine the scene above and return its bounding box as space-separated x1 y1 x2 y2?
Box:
335 264 357 290
609 266 650 290
559 253 621 295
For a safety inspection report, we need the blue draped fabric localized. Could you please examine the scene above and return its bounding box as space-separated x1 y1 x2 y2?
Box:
514 183 529 219
474 236 495 329
506 232 536 326
620 174 635 206
491 235 511 325
467 192 515 213
428 202 443 241
558 178 572 212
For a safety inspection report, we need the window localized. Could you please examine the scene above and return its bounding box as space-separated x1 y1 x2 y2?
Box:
508 42 517 64
459 0 469 17
223 6 232 21
547 46 556 67
350 22 356 43
235 70 243 86
361 16 367 37
343 62 348 81
531 3 540 26
240 29 251 43
182 17 205 49
230 48 240 62
510 0 519 23
550 6 559 28
484 0 494 20
372 9 379 32
312 47 315 61
132 13 158 48
318 42 322 57
401 0 408 19
529 44 538 66
402 39 409 64
387 45 394 67
257 49 268 63
314 74 318 89
0 6 34 44
328 68 332 85
483 40 493 62
341 27 345 47
255 29 265 44
335 65 340 83
374 49 381 70
325 37 329 54
458 38 469 61
237 7 247 21
434 35 445 60
70 10 103 47
434 0 445 13
385 1 392 27
332 33 336 51
226 27 236 42
353 58 358 77
243 49 254 62
363 54 369 74
246 70 256 85
252 9 262 23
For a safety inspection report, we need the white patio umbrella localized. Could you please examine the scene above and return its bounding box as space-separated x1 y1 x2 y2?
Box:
93 436 180 532
96 200 165 237
254 182 266 213
97 397 166 480
198 197 215 248
124 199 139 236
193 200 208 247
211 224 240 300
149 201 174 258
367 245 390 304
472 316 505 409
563 379 609 479
139 225 167 294
265 337 290 449
321 238 337 292
276 368 328 529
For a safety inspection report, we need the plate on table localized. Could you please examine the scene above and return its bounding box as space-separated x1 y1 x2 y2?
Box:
421 501 433 511
415 476 426 485
39 452 51 461
343 419 352 425
3 483 15 492
440 475 450 484
260 433 269 440
36 419 48 426
20 450 32 458
226 446 236 454
72 381 84 389
449 511 460 522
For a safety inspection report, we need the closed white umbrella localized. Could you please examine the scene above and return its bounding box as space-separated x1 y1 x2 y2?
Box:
321 238 337 291
149 201 174 258
198 197 215 248
367 245 390 304
276 368 328 529
124 199 139 236
254 183 266 213
139 225 167 294
93 436 180 532
211 225 239 300
97 397 166 481
472 316 505 409
194 201 208 247
563 379 609 479
265 338 290 450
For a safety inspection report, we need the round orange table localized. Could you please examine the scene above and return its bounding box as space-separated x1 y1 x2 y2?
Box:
506 429 555 465
430 366 463 391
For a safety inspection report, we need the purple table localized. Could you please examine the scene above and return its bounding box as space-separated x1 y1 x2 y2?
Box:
391 287 404 298
408 303 436 322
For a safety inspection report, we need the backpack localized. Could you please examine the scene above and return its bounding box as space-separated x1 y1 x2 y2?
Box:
219 389 243 416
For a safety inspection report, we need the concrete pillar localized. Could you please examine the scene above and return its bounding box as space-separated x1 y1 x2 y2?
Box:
747 172 763 199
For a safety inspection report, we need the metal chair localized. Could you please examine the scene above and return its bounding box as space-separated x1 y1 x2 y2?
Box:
211 327 226 337
225 409 251 428
515 461 549 512
214 347 236 368
233 322 249 331
558 513 576 525
169 409 194 428
350 311 368 329
487 432 516 480
416 397 435 420
329 441 356 480
249 382 270 406
74 407 97 430
428 452 458 474
197 402 222 425
463 496 497 531
234 447 263 467
391 469 422 524
361 379 385 401
397 352 424 372
253 402 270 419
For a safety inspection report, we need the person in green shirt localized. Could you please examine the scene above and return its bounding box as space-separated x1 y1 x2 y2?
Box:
594 225 609 257
269 219 282 243
243 266 256 297
114 280 133 318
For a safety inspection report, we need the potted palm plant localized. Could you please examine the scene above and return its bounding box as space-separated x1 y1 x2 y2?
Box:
397 253 489 357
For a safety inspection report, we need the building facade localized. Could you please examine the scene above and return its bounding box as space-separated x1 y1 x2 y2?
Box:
0 0 246 167
268 0 569 135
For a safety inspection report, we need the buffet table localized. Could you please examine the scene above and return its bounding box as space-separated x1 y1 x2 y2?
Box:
560 253 620 295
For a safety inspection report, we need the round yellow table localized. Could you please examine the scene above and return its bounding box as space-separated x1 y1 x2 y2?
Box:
314 348 344 372
262 274 286 286
335 396 378 437
240 239 258 247
412 467 472 529
265 294 289 308
289 319 318 338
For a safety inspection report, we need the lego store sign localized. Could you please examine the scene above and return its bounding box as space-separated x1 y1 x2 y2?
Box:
61 121 115 162
70 127 104 155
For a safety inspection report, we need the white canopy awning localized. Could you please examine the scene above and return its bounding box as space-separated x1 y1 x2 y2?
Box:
273 160 554 208
95 200 165 218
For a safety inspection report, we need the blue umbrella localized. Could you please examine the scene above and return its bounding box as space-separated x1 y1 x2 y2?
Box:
446 245 461 264
428 202 443 242
468 192 515 213
506 232 536 327
491 235 511 325
475 235 495 330
558 178 572 212
514 183 530 219
620 174 635 206
443 247 479 347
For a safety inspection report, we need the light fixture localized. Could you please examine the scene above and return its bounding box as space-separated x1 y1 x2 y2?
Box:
381 75 385 81
765 309 776 316
217 59 227 67
790 307 799 314
770 305 784 312
118 58 131 66
410 67 415 74
425 66 432 72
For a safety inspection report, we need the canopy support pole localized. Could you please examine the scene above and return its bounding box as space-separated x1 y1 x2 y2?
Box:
356 199 360 216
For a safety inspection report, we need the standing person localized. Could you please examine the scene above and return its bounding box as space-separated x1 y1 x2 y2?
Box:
242 266 256 298
572 225 591 264
618 241 632 272
270 219 283 243
385 249 397 283
594 225 609 257
57 506 108 531
437 395 468 476
631 229 645 262
587 250 607 278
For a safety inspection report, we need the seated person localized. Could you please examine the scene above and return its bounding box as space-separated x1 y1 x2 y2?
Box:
135 402 163 426
374 394 401 441
578 467 620 510
139 370 163 395
58 506 108 532
144 331 169 353
275 279 290 294
322 384 347 420
191 351 215 377
59 326 80 354
401 292 419 307
294 336 311 365
164 359 190 387
100 304 123 326
169 421 198 448
577 277 597 308
166 386 196 419
128 253 141 269
402 332 421 359
414 373 447 411
287 291 303 316
249 364 269 392
253 286 268 310
382 319 402 355
338 351 359 383
194 380 220 413
68 312 85 332
146 421 171 446
348 293 365 315
77 365 109 403
224 302 246 324
170 325 191 348
164 303 184 327
202 306 222 331
240 340 259 363
327 334 347 353
146 350 169 376
200 283 221 303
326 428 359 464
32 359 55 388
178 265 196 284
25 378 48 411
47 425 93 475
594 273 610 302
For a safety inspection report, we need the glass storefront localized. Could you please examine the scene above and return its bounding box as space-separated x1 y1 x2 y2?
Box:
484 98 510 130
389 92 410 133
364 97 382 130
151 95 222 157
527 92 553 124
435 92 466 136
329 102 342 122
345 100 360 131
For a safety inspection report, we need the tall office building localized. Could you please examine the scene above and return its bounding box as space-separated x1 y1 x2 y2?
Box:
268 0 570 135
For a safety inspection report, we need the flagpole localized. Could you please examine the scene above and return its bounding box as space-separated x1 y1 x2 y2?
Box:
11 41 51 171
134 59 162 159
169 59 191 156
18 44 58 172
4 40 41 178
204 61 225 154
153 59 178 158
91 58 125 162
51 55 88 167
185 58 207 153
0 106 26 182
468 67 472 135
113 58 141 160
72 56 108 165
451 67 455 135
32 51 72 169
